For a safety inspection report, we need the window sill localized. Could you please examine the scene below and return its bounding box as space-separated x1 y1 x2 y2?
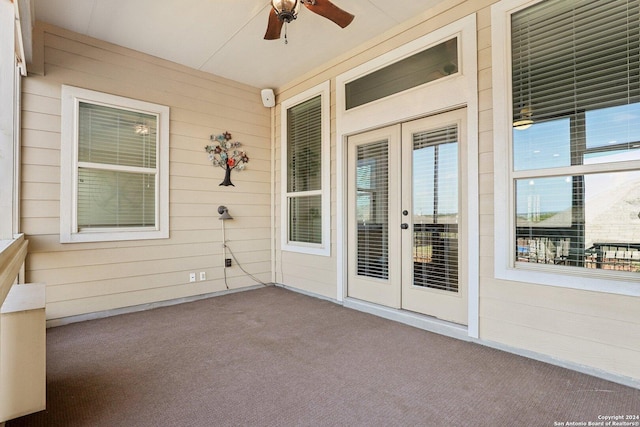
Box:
496 263 640 297
281 242 330 257
61 229 169 244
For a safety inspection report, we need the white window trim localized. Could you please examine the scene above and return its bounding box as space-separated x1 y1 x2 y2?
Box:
280 81 331 256
336 16 477 135
60 85 169 243
1 0 23 239
491 0 640 297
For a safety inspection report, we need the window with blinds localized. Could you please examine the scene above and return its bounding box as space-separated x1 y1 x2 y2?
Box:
511 0 640 273
412 126 459 291
286 95 322 245
60 85 169 243
77 102 158 229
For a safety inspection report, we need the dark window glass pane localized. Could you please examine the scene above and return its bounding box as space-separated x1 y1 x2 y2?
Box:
412 125 459 291
79 102 157 168
515 172 640 272
287 96 322 193
78 168 156 229
346 38 458 110
356 140 389 279
288 195 321 244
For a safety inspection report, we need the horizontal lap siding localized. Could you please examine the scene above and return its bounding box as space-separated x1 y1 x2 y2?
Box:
23 23 271 320
479 281 640 380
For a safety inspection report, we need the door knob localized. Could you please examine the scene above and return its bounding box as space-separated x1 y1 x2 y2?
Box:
401 223 409 229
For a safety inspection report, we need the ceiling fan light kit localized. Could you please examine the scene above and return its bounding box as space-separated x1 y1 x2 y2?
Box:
271 0 302 23
264 0 354 41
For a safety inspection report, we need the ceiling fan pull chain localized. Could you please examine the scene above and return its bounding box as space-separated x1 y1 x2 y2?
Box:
284 23 288 44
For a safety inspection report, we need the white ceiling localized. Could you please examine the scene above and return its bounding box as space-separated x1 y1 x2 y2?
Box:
34 0 448 89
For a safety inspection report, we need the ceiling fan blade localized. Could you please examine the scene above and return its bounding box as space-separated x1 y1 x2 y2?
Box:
304 0 354 28
264 9 284 40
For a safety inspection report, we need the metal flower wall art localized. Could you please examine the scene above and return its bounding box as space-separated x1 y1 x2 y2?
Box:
205 131 249 186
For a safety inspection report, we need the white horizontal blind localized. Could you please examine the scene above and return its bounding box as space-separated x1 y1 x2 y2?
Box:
512 0 640 171
286 95 322 244
288 195 321 244
412 126 459 292
77 169 156 228
511 0 640 273
287 96 321 193
79 102 157 168
356 140 389 279
77 102 158 229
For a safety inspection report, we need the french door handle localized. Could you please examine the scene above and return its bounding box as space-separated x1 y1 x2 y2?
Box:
401 223 409 230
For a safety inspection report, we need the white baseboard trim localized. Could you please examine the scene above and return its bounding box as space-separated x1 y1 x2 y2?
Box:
46 284 269 328
343 297 470 341
273 283 341 304
475 339 640 390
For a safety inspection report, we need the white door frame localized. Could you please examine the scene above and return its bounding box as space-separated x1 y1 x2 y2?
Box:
335 14 479 338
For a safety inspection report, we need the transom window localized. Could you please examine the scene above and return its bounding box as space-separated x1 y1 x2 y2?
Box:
345 38 458 110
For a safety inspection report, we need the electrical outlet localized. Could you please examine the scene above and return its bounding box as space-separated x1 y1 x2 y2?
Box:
189 272 196 283
199 271 206 281
225 258 232 267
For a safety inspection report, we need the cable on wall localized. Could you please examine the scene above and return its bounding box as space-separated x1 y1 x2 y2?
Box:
218 205 269 289
224 243 269 287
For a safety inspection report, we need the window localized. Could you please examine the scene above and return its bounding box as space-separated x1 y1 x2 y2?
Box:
281 82 330 255
492 0 640 292
60 86 169 243
345 38 458 110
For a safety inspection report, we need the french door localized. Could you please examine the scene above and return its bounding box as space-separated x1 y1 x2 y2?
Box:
347 109 468 325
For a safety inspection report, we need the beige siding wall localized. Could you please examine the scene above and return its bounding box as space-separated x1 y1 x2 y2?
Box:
273 0 640 383
23 23 272 320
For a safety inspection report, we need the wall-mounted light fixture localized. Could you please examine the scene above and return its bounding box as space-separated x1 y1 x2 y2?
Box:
218 206 233 220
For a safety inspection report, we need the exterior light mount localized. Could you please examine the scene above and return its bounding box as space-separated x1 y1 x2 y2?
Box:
218 206 233 220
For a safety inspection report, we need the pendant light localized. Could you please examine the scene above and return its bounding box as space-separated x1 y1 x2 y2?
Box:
513 106 534 130
513 24 534 131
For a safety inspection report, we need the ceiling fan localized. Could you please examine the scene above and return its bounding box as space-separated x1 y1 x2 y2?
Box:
264 0 355 40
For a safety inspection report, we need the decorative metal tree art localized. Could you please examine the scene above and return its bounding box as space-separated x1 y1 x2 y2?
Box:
204 131 249 186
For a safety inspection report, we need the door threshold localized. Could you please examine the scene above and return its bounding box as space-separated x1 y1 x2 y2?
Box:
343 297 470 341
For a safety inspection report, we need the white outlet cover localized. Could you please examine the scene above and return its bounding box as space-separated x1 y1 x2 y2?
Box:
189 273 196 282
199 272 206 281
